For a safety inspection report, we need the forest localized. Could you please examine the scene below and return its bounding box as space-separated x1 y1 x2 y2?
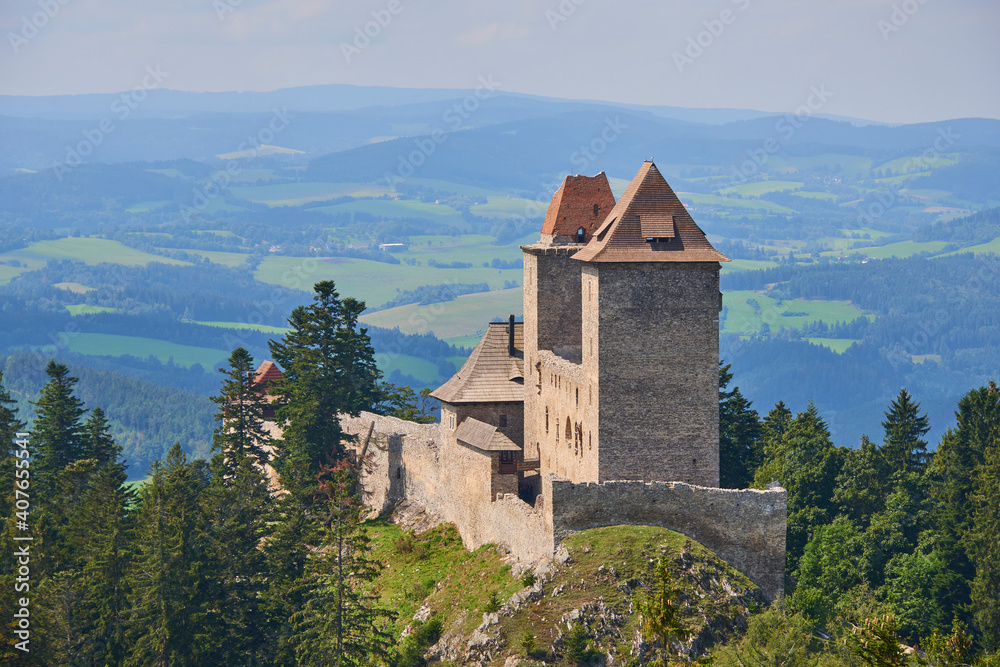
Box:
0 280 997 665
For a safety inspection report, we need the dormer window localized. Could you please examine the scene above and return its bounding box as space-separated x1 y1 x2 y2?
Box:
576 227 586 243
641 213 675 244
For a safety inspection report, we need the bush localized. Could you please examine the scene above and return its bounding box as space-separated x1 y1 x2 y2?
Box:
395 617 444 667
521 571 537 587
484 590 502 613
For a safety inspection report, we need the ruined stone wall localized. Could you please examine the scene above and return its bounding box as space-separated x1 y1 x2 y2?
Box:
342 412 553 562
594 262 722 486
536 351 598 483
546 477 787 599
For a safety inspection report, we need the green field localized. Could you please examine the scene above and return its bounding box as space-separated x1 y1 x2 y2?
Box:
54 282 95 294
256 251 523 308
313 198 465 224
190 320 291 335
806 338 859 354
126 200 172 213
834 240 950 259
790 191 838 201
374 352 441 384
229 182 394 206
41 333 228 369
874 155 957 174
716 180 803 197
0 238 191 271
679 193 797 215
0 265 27 285
66 304 115 316
937 237 1000 257
722 290 868 335
721 259 780 274
401 234 528 265
360 289 523 340
469 196 546 219
766 153 874 177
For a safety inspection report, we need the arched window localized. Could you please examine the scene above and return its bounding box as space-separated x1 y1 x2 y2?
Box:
576 227 586 243
565 417 572 440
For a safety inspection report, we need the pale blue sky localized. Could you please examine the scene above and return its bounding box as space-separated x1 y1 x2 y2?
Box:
1 0 996 124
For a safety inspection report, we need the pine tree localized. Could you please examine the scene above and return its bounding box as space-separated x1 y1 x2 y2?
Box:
719 362 763 489
126 444 211 667
211 347 273 474
291 466 395 666
269 281 382 481
880 389 931 475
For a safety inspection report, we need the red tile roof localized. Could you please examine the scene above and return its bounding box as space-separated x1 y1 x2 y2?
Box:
573 162 730 263
540 173 617 241
431 321 524 404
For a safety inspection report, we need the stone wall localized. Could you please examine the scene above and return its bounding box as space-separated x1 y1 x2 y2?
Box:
592 262 722 486
546 476 786 598
536 350 598 483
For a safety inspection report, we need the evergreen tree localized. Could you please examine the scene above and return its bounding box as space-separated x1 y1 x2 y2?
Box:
754 402 844 574
719 362 763 489
881 389 931 475
31 360 87 496
211 347 273 474
201 454 274 664
270 281 382 482
74 449 135 665
834 435 891 529
291 466 395 666
81 406 122 469
968 435 1000 651
126 444 211 667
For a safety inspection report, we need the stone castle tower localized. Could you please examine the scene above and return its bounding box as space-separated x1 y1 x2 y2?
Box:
523 161 728 487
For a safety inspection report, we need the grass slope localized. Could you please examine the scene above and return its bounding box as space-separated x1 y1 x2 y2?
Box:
360 289 523 340
39 333 228 369
723 290 868 335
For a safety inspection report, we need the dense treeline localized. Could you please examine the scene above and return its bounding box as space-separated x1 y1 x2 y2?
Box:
720 365 1000 660
0 281 442 664
915 206 1000 245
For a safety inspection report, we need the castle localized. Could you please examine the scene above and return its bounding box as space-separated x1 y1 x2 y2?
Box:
297 162 785 597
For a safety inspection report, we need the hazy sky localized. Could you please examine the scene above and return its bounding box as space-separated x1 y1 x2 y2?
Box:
1 0 996 124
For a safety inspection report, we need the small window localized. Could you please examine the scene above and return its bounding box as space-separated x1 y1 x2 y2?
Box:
576 227 586 243
499 451 516 464
545 407 549 433
396 468 401 479
499 414 507 428
448 414 456 430
565 417 572 440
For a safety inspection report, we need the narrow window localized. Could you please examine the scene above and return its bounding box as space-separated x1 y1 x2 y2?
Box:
545 407 549 433
499 414 507 428
396 468 401 479
565 417 572 440
576 226 586 243
575 388 579 406
589 432 592 450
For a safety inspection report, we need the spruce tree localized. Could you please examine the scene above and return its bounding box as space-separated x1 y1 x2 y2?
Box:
126 444 211 667
269 281 382 481
967 435 1000 651
880 389 931 475
31 361 87 496
212 347 273 474
81 406 122 469
719 362 763 489
291 466 395 666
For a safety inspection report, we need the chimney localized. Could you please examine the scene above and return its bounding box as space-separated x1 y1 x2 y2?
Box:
508 314 516 357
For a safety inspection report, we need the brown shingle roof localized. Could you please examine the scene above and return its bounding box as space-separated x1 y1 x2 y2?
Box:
573 162 730 263
540 173 617 241
431 321 524 404
454 417 522 452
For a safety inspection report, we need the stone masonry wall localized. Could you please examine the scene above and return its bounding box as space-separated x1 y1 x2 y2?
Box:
593 262 722 486
546 476 787 599
536 350 598 483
